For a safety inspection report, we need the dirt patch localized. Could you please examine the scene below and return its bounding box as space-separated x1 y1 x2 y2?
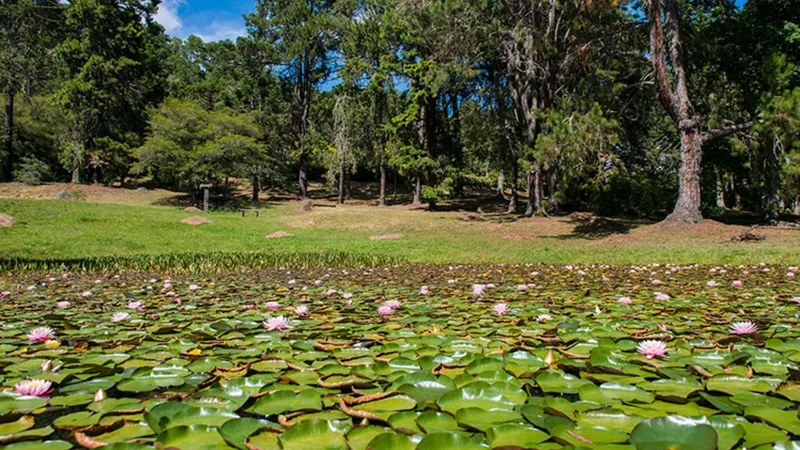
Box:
574 217 629 236
731 228 766 242
180 216 214 226
460 213 485 222
503 233 537 241
267 231 294 239
0 213 15 228
370 233 403 241
184 206 203 213
567 212 594 221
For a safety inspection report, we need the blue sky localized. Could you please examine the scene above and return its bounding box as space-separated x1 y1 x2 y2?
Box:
154 0 253 42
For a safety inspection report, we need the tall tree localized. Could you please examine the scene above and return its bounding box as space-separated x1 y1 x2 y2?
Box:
647 0 753 224
246 0 339 198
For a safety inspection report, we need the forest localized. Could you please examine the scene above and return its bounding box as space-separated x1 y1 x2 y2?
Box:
1 0 799 224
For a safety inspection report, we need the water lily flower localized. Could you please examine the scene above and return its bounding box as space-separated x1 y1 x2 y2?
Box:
655 293 671 301
265 301 280 310
127 301 143 311
342 293 353 300
384 300 402 309
787 272 796 279
595 305 603 315
27 327 54 343
314 280 323 286
264 316 292 331
111 312 130 322
14 379 53 397
472 284 486 297
707 280 717 287
56 301 70 309
243 304 255 310
40 360 61 373
378 305 394 316
294 305 309 316
0 291 10 298
486 283 497 289
165 291 177 297
636 340 667 359
792 297 800 304
288 280 297 286
27 285 36 291
517 284 528 291
730 321 758 335
188 284 200 291
419 286 430 295
94 389 107 402
81 291 93 298
325 289 338 296
536 314 552 323
447 279 456 284
732 280 743 288
618 297 632 304
651 280 662 286
657 323 669 332
527 283 537 289
493 303 510 315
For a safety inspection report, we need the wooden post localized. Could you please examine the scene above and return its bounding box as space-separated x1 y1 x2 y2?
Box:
200 184 211 213
240 209 246 217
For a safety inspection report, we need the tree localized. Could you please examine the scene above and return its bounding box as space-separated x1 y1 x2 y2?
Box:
246 0 340 198
647 0 753 224
55 0 167 184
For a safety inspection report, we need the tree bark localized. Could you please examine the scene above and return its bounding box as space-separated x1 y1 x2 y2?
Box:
3 85 13 181
298 153 308 198
548 166 557 212
764 135 781 224
71 165 80 184
379 162 386 207
664 128 705 224
251 172 259 201
508 161 518 214
412 177 422 205
497 170 505 198
715 168 725 208
524 164 544 216
337 164 345 205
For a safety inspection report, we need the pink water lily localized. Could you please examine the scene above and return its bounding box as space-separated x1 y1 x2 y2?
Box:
419 286 430 295
517 285 528 291
188 284 200 291
636 340 668 359
294 305 309 316
264 316 292 331
707 280 717 287
447 279 456 284
243 304 255 310
56 301 71 309
378 306 394 316
472 284 486 297
111 312 130 322
0 291 10 298
384 300 402 309
527 283 537 289
265 301 280 310
288 279 297 286
486 283 497 289
127 301 143 311
651 279 662 286
27 327 54 343
314 280 323 286
618 297 632 304
730 321 758 335
791 297 800 304
14 379 53 397
655 293 671 301
342 293 353 300
81 291 93 298
732 280 743 288
493 303 510 315
536 314 553 323
325 289 338 296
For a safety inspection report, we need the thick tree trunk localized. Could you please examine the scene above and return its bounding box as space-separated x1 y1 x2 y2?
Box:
337 165 345 205
251 172 258 201
795 195 800 216
412 177 422 205
497 170 505 198
298 154 309 198
524 168 534 216
379 162 386 207
524 165 544 217
3 86 13 181
508 161 518 214
663 128 704 224
71 166 80 184
92 166 99 185
548 166 557 212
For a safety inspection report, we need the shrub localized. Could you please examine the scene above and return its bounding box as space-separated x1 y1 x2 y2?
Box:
13 157 52 185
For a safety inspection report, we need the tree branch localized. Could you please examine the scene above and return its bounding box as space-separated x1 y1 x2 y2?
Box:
647 0 680 123
704 121 754 141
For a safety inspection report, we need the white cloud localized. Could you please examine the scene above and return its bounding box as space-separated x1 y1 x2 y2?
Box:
194 20 247 42
154 0 184 34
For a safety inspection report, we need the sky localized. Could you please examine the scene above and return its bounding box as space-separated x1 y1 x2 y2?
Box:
154 0 253 42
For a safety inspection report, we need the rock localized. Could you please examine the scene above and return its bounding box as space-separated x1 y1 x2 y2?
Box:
731 228 766 242
266 231 294 239
369 233 403 241
0 213 15 228
136 187 148 193
54 189 68 200
180 216 214 226
184 206 203 213
296 199 314 212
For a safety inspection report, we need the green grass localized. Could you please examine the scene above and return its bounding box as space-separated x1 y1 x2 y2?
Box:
2 198 799 267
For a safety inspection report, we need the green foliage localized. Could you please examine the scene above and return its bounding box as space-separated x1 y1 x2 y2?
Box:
12 156 51 185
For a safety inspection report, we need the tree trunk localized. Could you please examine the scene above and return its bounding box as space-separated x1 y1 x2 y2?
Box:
298 153 308 198
548 166 557 212
508 162 518 214
497 170 505 198
524 168 534 216
92 166 99 185
392 171 397 201
3 85 13 181
795 195 800 216
71 165 80 184
337 165 345 205
379 162 386 207
663 128 704 224
251 172 259 201
412 177 422 205
715 168 725 208
764 135 781 224
524 165 544 216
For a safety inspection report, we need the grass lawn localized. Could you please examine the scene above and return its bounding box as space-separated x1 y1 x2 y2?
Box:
2 187 800 265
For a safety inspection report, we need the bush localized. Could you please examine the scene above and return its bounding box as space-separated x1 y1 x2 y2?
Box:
422 185 448 208
13 156 52 185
